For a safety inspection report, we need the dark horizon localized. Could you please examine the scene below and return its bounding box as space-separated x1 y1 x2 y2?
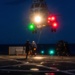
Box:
0 44 75 55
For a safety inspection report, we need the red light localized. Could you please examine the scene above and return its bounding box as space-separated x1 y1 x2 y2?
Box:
48 21 50 23
48 16 56 21
47 73 55 75
48 17 51 20
47 17 51 24
50 73 55 75
51 16 55 21
53 22 57 27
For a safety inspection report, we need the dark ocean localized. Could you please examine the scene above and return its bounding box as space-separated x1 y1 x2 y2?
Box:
0 44 75 56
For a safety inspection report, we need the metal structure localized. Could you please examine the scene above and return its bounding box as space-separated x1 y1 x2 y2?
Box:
29 0 58 33
29 0 49 29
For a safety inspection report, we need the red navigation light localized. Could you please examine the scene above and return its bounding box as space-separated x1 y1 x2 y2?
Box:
47 16 51 24
48 16 56 22
53 22 57 27
48 21 50 23
51 16 55 21
48 17 51 20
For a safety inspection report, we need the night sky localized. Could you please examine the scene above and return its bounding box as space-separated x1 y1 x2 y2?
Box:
0 0 75 44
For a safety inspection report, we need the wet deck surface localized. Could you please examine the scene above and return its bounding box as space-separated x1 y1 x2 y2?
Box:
0 55 75 75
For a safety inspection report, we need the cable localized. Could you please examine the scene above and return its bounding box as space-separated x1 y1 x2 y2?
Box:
37 29 43 44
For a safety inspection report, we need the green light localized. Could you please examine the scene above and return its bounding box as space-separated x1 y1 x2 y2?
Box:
50 50 54 54
49 49 55 55
30 25 34 29
41 50 44 54
28 23 35 30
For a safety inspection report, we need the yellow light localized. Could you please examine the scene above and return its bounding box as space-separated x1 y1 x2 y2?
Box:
34 16 41 23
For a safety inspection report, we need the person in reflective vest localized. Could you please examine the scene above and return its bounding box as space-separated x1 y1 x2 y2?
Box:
31 41 37 56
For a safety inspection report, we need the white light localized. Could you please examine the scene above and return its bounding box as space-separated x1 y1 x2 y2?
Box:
34 16 41 23
30 68 39 71
33 56 43 60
